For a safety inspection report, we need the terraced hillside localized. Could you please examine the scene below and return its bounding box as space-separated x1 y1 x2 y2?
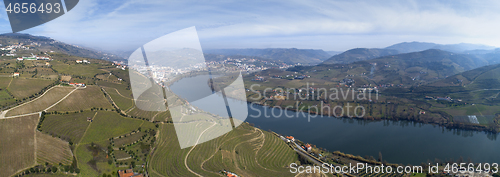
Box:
149 123 299 177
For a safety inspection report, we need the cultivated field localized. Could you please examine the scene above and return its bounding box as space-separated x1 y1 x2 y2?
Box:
8 78 55 98
35 131 73 165
148 123 298 177
79 111 145 144
6 86 75 117
48 85 113 112
23 174 74 177
0 114 39 177
97 81 132 98
126 107 165 120
0 77 12 89
113 131 146 147
34 67 59 80
51 60 107 78
74 111 156 175
103 87 134 111
40 111 94 143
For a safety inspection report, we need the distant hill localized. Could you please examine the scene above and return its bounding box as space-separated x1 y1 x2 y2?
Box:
364 49 488 84
433 43 496 53
287 49 488 87
428 63 500 89
203 48 331 64
385 42 438 53
321 48 399 64
0 33 124 61
410 62 500 105
385 41 496 54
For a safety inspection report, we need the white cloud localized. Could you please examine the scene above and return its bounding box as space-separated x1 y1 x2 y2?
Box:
12 0 500 51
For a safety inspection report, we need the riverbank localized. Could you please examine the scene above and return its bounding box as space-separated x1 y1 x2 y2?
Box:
245 99 500 134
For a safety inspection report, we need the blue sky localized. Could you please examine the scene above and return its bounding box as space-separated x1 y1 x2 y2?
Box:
0 0 500 52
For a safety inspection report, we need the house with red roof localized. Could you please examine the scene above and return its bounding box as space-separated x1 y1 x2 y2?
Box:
118 169 143 177
305 144 312 152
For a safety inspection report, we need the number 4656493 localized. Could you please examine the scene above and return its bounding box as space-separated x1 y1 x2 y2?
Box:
6 3 61 14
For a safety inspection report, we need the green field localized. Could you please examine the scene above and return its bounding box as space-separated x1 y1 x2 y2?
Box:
51 60 107 78
0 77 12 89
113 131 146 147
79 111 146 144
97 81 132 98
40 111 94 143
74 111 156 175
8 78 55 99
48 85 113 112
23 174 74 177
6 86 74 117
103 86 134 111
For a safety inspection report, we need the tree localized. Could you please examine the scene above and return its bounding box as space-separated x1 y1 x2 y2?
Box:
378 152 383 162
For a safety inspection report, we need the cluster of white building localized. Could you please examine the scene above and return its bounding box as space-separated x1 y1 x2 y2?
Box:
17 55 51 61
76 59 90 64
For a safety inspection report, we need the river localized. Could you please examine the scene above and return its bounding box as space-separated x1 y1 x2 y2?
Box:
169 74 500 165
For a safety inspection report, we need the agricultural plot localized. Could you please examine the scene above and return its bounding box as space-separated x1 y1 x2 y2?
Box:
97 80 132 98
96 73 121 83
61 75 72 82
0 77 12 89
40 111 93 143
114 132 146 147
51 61 107 78
23 174 74 177
35 131 73 165
110 68 130 83
6 86 75 117
127 106 167 120
148 124 191 177
103 87 134 111
75 112 155 175
0 114 38 177
34 67 58 80
8 78 55 99
48 86 112 112
79 111 145 144
0 89 15 105
149 123 299 177
75 145 99 177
